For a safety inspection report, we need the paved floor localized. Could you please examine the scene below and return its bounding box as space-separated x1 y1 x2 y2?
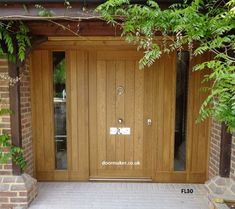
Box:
29 182 209 209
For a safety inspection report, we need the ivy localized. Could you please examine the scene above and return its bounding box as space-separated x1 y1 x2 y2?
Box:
97 0 235 132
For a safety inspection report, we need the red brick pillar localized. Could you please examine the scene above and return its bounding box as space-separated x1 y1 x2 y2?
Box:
206 119 235 208
208 119 222 179
0 57 37 208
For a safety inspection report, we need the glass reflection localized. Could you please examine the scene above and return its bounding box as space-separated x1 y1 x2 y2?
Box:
53 51 67 170
174 51 189 171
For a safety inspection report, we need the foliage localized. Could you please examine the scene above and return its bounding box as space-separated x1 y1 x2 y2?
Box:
0 109 27 170
97 0 235 132
0 21 31 62
54 59 66 84
0 22 29 170
35 4 55 17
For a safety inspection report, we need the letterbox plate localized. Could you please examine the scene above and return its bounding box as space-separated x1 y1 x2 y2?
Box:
110 127 131 135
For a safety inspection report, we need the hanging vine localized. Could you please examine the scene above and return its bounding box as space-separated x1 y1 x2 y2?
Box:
0 21 31 62
97 0 235 132
0 21 30 169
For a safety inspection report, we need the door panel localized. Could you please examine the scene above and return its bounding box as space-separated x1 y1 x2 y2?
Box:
151 53 177 180
186 53 211 182
67 50 89 180
31 50 54 180
124 61 135 171
31 50 89 181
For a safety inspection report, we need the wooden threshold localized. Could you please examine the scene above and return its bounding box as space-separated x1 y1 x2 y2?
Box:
89 177 152 182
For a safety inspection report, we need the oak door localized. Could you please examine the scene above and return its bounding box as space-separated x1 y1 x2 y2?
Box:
31 41 209 183
89 50 155 179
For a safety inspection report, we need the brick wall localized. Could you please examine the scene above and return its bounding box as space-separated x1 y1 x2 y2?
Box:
208 119 235 181
0 58 34 177
20 61 34 177
0 58 37 208
0 58 12 176
208 119 222 179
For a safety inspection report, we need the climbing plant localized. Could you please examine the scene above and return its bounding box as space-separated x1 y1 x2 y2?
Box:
0 21 30 170
0 108 27 170
0 21 31 62
97 0 235 132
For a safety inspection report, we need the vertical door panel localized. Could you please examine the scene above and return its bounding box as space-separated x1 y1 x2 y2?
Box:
187 53 211 182
96 60 107 171
115 61 125 169
143 64 154 176
68 50 79 174
124 61 135 171
67 50 89 180
31 50 54 180
133 61 144 171
105 61 117 171
88 51 98 176
32 49 89 181
153 53 177 181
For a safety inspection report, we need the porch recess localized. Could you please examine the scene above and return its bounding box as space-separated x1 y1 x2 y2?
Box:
30 38 210 183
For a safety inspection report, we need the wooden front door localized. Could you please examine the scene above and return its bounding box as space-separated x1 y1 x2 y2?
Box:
89 51 154 179
31 39 210 183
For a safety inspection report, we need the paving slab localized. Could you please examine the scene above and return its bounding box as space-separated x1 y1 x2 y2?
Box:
29 182 209 209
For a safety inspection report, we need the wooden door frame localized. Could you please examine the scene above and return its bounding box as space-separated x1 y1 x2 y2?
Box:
31 37 210 183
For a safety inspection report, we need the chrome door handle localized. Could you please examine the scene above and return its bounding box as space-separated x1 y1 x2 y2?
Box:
118 118 124 124
147 119 152 126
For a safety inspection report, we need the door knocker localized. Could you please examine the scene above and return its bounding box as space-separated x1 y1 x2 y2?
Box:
117 86 125 96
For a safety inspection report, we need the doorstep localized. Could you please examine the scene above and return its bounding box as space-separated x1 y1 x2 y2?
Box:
29 182 209 209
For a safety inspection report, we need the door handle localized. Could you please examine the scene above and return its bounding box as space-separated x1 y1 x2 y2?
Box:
147 119 152 126
118 118 124 124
